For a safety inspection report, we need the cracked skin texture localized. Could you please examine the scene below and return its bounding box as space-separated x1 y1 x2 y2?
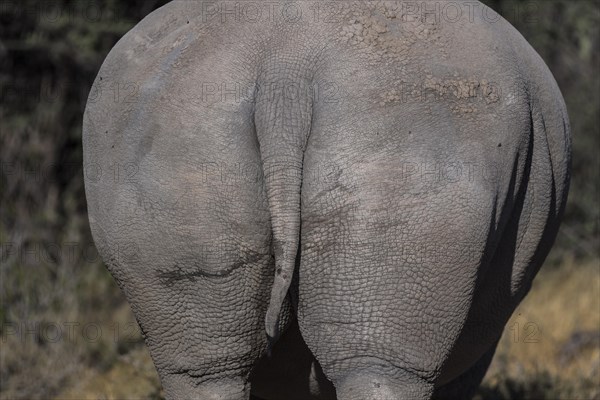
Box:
83 1 571 399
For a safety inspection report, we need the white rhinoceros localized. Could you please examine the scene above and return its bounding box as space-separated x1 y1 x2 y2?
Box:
83 1 571 399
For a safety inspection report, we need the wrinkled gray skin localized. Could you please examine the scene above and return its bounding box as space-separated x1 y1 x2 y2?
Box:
83 1 571 399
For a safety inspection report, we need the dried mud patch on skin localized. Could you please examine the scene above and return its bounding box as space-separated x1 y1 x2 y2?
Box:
380 75 501 116
336 1 446 64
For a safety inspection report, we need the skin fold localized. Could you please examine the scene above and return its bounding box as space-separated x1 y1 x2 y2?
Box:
83 1 571 399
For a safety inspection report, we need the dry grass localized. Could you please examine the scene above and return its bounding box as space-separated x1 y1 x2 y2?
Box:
58 346 161 400
477 258 600 399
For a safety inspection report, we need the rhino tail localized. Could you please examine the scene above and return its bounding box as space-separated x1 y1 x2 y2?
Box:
253 75 314 344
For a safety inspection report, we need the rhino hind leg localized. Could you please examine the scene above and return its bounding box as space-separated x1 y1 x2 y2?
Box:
333 372 434 400
160 374 250 400
432 340 499 400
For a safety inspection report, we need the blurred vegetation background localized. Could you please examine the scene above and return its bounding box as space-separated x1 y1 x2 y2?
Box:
0 1 598 399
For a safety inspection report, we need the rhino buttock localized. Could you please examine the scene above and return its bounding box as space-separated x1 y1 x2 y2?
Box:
156 249 271 287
